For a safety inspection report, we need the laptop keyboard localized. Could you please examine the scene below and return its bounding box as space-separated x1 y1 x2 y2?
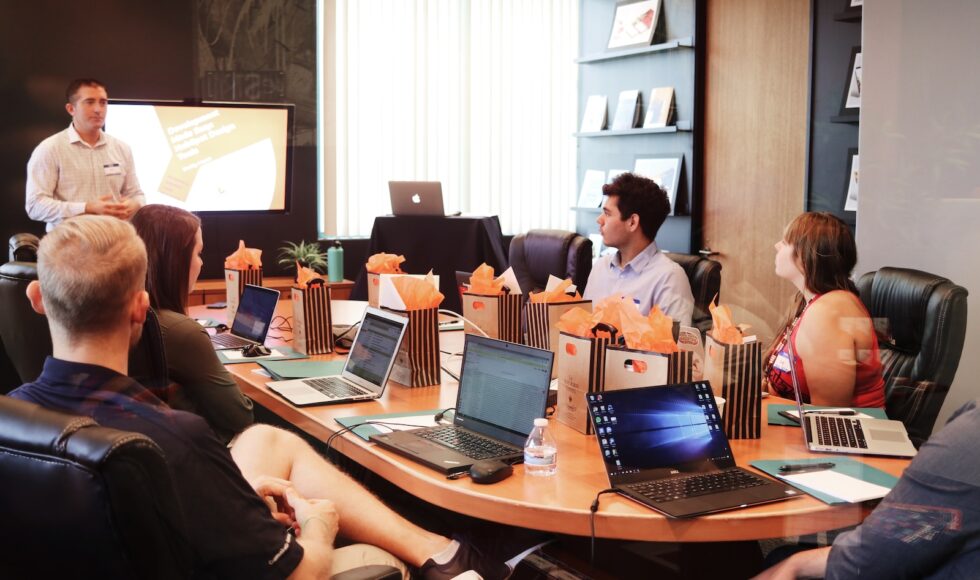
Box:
303 377 366 399
211 333 254 349
626 468 768 503
815 415 868 449
417 426 518 460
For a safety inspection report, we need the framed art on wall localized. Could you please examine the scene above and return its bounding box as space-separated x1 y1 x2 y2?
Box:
840 46 862 115
634 154 683 215
607 0 662 50
843 148 859 212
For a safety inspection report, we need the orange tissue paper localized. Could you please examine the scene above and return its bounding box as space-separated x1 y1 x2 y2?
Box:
708 298 746 345
295 262 325 289
556 307 602 338
224 240 262 270
392 272 444 310
366 253 405 274
467 263 506 295
529 279 582 304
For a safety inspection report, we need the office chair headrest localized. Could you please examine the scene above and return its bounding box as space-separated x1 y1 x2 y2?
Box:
9 233 40 263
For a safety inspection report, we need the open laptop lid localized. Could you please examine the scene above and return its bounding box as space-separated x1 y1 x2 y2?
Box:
453 335 554 447
784 331 816 444
339 307 409 394
230 284 280 343
586 383 736 486
389 181 445 216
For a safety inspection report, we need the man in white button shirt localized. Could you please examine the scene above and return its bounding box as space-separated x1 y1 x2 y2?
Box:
25 78 145 231
583 172 695 326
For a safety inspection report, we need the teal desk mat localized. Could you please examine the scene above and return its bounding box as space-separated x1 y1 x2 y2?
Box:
336 409 453 441
768 403 888 426
258 360 345 380
751 457 899 505
217 346 308 365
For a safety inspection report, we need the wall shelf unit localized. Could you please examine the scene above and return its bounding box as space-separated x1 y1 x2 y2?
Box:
575 0 704 253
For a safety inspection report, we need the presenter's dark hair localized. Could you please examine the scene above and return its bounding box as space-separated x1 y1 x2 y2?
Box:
65 78 107 103
602 172 671 241
132 205 202 313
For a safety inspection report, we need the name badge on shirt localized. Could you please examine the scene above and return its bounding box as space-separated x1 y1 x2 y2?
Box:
774 352 792 372
103 163 122 176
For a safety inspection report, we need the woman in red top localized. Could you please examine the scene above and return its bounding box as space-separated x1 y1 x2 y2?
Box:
764 212 885 408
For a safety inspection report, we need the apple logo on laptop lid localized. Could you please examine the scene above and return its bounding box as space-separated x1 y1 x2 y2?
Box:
412 193 421 204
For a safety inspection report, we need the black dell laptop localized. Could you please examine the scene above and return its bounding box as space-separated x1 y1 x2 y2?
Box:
587 382 800 518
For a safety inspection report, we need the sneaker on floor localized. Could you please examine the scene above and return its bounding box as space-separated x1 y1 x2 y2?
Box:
420 541 512 580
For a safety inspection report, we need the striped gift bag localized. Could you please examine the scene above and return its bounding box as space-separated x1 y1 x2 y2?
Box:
704 335 762 439
291 283 334 355
461 291 523 343
224 267 263 321
384 307 441 387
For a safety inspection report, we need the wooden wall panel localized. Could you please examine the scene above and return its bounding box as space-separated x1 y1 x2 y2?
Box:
702 0 810 342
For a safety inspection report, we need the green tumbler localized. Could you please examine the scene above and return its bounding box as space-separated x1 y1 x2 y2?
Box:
327 241 344 283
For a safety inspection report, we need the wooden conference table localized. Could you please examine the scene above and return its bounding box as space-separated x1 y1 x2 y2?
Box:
190 300 911 543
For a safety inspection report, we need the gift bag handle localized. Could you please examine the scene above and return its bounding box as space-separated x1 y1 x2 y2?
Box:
592 322 623 345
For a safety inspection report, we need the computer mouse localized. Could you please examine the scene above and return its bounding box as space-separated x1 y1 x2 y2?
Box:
242 344 272 357
469 459 513 485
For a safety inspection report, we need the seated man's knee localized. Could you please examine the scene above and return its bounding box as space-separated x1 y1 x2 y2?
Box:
234 424 305 454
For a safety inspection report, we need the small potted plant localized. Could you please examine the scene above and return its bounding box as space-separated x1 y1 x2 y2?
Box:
277 240 328 280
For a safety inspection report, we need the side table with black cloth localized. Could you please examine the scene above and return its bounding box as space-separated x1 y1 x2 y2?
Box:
351 215 509 314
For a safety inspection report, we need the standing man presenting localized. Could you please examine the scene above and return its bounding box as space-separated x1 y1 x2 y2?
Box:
584 172 695 326
26 78 144 231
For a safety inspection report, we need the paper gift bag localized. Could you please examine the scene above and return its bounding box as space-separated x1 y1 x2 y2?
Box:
291 283 334 355
384 307 441 387
603 346 672 390
526 300 592 365
224 268 263 321
704 335 762 439
462 291 523 343
556 328 616 434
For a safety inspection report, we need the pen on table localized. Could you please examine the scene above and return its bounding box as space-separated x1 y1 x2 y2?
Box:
802 409 857 416
778 462 836 473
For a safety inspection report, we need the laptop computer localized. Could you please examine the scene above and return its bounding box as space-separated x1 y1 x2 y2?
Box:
389 181 446 216
370 334 554 475
785 336 917 457
211 284 280 350
587 383 801 518
266 307 408 406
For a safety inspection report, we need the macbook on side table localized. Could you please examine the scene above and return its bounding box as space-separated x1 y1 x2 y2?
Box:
389 181 446 216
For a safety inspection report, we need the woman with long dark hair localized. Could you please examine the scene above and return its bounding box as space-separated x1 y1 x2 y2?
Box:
132 204 253 441
764 212 885 408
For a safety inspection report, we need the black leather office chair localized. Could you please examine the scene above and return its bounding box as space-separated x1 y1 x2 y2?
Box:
0 261 50 391
8 233 39 263
508 229 593 295
0 260 170 396
664 253 722 334
0 395 193 579
857 267 968 447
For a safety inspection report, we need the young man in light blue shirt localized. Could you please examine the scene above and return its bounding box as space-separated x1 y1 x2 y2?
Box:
583 172 694 326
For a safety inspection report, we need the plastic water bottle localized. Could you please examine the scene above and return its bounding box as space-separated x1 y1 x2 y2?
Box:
327 241 344 283
524 418 557 476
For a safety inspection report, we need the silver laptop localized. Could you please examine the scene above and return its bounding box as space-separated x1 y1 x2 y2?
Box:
786 334 917 458
389 181 445 216
211 285 280 350
267 307 408 407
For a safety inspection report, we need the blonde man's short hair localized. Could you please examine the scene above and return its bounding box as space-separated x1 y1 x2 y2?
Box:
38 215 148 336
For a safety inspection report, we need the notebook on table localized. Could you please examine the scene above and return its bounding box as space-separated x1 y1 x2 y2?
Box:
587 383 800 518
784 337 917 458
388 181 446 216
370 335 554 475
210 285 280 350
267 307 408 406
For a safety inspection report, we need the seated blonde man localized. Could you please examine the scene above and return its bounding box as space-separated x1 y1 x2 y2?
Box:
8 216 509 580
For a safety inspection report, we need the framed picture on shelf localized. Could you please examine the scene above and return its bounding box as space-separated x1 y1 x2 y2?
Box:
634 154 683 215
839 47 862 115
606 0 662 51
643 86 675 129
843 148 859 212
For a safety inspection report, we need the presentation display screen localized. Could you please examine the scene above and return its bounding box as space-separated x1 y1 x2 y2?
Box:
105 100 292 213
